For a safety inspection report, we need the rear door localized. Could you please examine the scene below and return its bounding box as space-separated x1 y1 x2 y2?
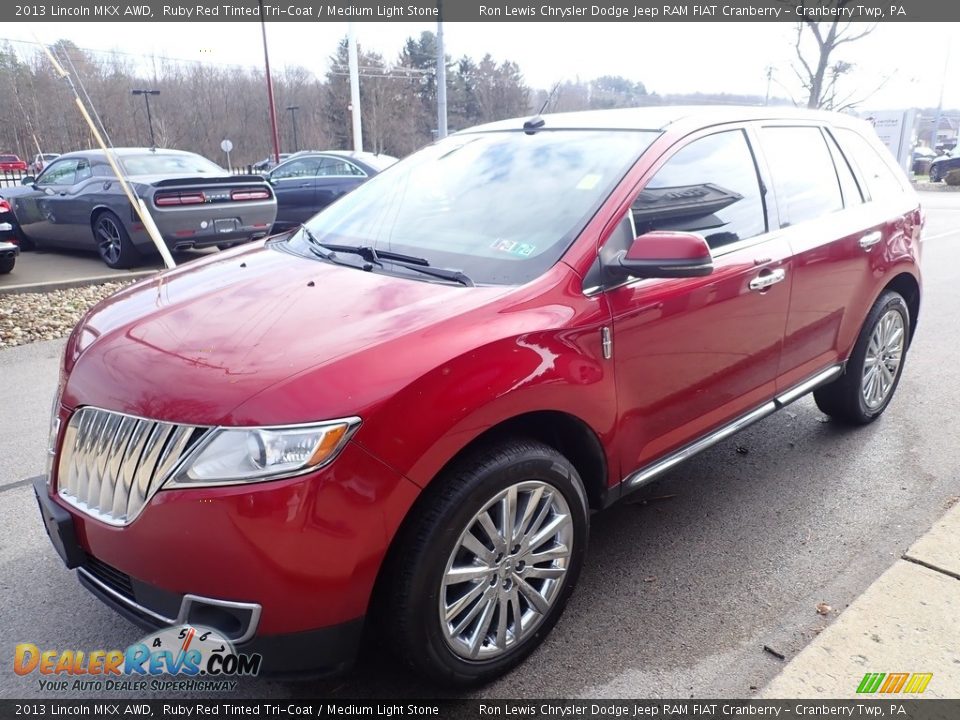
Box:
268 156 322 228
755 124 900 390
604 127 793 473
315 156 367 210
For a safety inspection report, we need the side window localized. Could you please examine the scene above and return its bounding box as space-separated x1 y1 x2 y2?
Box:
760 126 843 227
824 132 863 207
631 130 766 250
36 159 81 186
318 158 365 177
833 128 906 202
75 160 92 183
270 158 322 180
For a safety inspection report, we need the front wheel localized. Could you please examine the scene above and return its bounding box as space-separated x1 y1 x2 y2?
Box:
929 164 941 182
93 211 141 269
382 439 589 686
814 290 910 425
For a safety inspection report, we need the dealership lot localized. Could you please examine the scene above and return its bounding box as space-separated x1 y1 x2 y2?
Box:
1 191 958 700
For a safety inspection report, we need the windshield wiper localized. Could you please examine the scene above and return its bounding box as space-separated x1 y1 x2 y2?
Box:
318 242 475 287
318 242 429 267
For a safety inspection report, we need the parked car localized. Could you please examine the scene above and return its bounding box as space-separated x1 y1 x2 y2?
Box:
0 154 27 172
0 199 18 274
252 153 291 172
0 148 277 268
267 150 397 230
927 151 960 182
29 153 60 175
35 107 921 685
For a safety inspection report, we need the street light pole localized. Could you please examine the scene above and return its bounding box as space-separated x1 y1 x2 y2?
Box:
131 89 160 147
436 4 447 139
287 105 300 152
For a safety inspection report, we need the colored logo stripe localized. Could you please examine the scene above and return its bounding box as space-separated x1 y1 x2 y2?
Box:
857 672 932 694
857 673 885 693
902 673 933 694
880 673 909 693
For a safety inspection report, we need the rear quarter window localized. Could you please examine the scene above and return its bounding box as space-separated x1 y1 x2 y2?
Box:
832 128 906 202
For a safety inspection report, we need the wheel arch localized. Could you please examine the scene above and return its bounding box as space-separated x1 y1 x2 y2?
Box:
881 271 920 345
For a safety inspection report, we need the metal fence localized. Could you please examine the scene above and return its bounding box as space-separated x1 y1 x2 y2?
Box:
0 170 26 189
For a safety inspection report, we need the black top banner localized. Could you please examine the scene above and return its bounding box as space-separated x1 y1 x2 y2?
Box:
1 0 952 23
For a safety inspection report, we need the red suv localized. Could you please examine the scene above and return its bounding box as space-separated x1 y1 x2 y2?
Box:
35 107 921 685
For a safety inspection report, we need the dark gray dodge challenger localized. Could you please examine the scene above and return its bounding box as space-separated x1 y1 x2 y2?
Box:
1 148 277 268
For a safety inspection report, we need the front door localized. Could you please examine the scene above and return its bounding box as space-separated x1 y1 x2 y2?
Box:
603 128 792 475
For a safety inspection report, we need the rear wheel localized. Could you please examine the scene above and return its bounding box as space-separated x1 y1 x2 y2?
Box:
93 211 141 269
382 439 588 686
0 256 14 274
814 290 910 425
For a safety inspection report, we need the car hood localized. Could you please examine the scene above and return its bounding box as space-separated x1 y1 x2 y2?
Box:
63 241 515 426
0 184 36 200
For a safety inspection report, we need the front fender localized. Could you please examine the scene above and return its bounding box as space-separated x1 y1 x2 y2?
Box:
354 322 617 491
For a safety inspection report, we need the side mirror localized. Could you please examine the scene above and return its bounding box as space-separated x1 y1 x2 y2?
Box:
21 176 35 185
610 231 713 280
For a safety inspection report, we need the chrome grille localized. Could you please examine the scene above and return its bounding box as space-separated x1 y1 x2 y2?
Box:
57 407 201 526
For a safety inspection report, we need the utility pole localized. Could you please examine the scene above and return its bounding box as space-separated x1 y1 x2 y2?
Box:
287 105 300 152
436 3 448 139
131 89 160 147
764 66 773 106
258 0 282 164
348 23 363 152
931 41 951 150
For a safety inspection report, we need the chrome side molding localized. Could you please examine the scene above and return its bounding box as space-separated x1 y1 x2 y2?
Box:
623 364 843 492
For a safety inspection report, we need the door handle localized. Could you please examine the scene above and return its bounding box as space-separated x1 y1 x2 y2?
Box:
859 231 882 250
749 268 786 291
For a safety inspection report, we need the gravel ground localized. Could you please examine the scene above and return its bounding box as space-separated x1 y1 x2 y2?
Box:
0 282 131 348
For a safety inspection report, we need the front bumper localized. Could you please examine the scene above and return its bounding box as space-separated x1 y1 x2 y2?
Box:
36 439 421 676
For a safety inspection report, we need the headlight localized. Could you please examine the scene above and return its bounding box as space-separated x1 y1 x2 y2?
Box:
167 418 360 488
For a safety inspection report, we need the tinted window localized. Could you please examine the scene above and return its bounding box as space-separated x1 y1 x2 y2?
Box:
120 153 224 176
37 158 81 186
824 132 863 207
318 158 365 177
632 130 766 249
272 157 323 179
760 127 842 227
833 128 905 202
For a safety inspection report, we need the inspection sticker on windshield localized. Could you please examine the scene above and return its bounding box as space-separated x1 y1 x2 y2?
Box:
576 173 602 190
491 239 536 257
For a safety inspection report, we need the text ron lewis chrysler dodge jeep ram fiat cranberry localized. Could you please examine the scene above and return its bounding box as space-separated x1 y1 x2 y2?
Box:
34 106 921 686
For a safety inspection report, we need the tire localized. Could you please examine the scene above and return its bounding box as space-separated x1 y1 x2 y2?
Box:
381 439 589 686
93 211 141 269
0 256 14 274
814 290 910 425
930 164 941 182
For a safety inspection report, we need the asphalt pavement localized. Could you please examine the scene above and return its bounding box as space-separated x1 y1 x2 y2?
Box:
1 191 959 700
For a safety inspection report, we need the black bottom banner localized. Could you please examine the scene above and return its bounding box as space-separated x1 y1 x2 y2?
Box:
3 700 959 720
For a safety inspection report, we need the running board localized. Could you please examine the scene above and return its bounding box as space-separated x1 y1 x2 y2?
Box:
622 364 843 492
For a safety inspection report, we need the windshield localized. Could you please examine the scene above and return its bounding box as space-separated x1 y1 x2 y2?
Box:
295 129 659 285
0 155 18 162
120 153 225 176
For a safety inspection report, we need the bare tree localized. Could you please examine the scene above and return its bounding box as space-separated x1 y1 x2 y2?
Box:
792 3 878 109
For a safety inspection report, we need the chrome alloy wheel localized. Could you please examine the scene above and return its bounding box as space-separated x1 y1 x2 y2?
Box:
439 480 573 660
96 216 123 265
862 309 905 409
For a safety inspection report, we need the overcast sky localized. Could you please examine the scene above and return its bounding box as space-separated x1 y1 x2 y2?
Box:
4 21 958 111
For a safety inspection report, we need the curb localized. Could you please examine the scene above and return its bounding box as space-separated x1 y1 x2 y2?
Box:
760 502 960 699
0 270 158 296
